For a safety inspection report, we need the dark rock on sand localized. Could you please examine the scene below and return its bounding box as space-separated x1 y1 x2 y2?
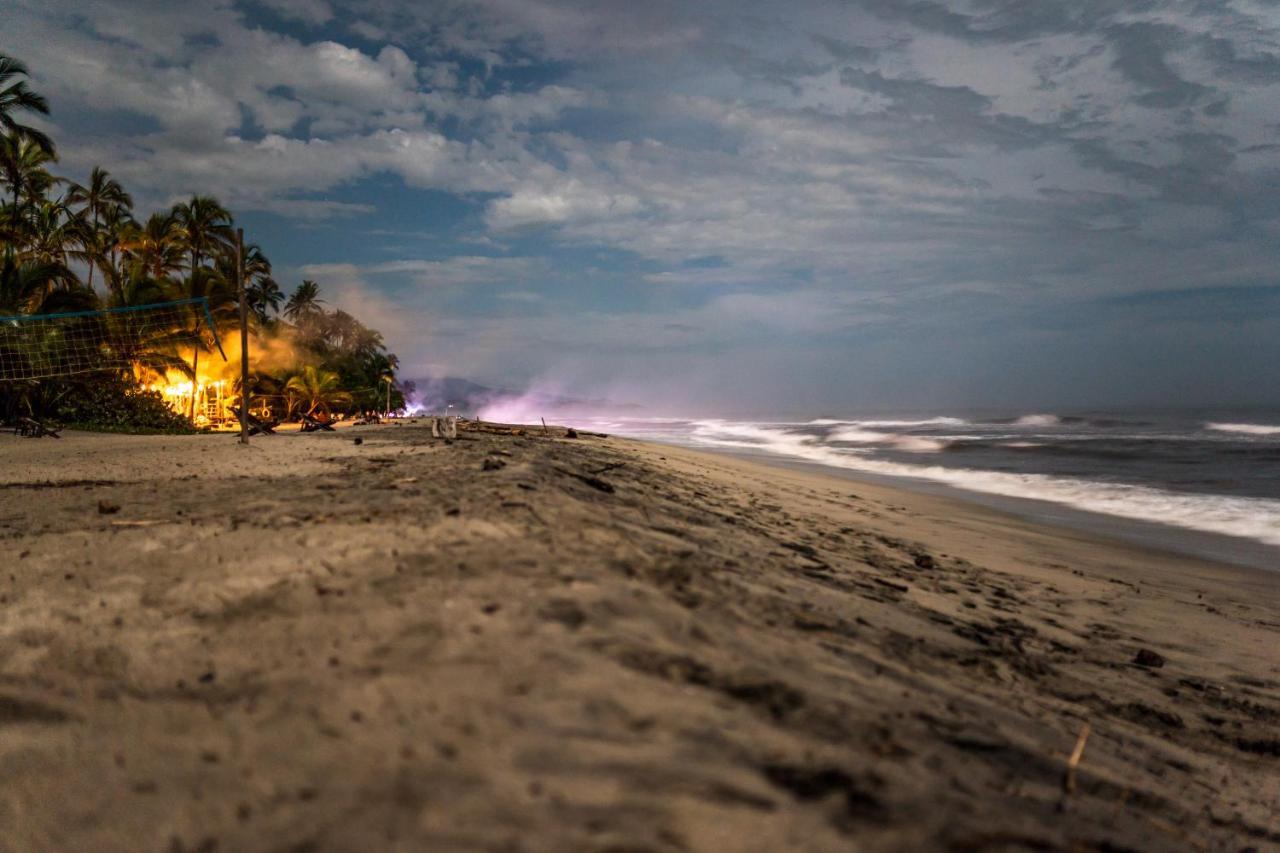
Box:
1134 648 1166 668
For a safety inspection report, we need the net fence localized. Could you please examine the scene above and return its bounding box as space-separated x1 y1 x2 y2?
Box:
0 298 224 382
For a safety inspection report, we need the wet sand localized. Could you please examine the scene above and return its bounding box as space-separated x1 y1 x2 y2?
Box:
1 423 1277 851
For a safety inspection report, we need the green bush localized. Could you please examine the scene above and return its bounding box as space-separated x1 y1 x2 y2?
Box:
49 374 197 434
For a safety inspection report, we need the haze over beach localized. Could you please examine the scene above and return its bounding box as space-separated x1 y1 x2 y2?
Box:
2 1 1280 851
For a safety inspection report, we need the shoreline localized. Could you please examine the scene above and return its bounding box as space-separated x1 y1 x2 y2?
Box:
619 439 1280 590
648 440 1280 574
2 425 1278 850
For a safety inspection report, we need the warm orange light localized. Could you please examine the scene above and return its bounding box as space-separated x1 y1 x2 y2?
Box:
133 328 303 429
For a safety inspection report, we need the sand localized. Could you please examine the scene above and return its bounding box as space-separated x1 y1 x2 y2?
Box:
0 423 1277 852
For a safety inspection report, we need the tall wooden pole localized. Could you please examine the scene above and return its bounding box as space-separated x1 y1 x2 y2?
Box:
236 228 249 445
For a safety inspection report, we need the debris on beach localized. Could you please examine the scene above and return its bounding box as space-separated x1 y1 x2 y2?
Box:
1133 648 1166 668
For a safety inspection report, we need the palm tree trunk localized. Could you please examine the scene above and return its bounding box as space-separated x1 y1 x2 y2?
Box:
189 347 199 422
86 211 97 292
188 248 200 422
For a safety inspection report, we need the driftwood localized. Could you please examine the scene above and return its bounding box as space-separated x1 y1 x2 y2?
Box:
15 417 60 438
463 423 525 436
458 420 608 440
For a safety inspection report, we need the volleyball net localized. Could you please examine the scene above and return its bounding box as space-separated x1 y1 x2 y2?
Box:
0 297 224 382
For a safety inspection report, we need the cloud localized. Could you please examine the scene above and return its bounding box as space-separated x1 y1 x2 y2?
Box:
486 181 643 229
14 0 1280 406
255 0 335 26
359 256 546 286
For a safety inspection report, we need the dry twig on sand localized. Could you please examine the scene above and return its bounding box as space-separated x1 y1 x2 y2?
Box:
1063 721 1091 794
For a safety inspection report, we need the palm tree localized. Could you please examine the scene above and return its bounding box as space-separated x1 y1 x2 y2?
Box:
218 241 281 324
283 279 324 321
0 133 56 236
172 195 232 418
248 275 284 324
285 365 352 418
96 204 136 299
66 167 132 291
25 196 87 272
0 55 53 154
121 212 184 284
0 254 65 314
172 195 233 282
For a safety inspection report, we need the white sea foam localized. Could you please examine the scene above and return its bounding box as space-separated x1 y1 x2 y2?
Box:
810 417 967 428
826 426 948 452
1013 414 1061 427
687 420 1280 548
889 436 948 453
827 427 889 443
1206 422 1280 436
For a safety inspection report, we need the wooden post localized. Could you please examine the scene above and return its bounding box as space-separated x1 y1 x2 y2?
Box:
236 228 249 445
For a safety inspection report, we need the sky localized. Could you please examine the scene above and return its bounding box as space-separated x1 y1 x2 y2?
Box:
11 0 1280 414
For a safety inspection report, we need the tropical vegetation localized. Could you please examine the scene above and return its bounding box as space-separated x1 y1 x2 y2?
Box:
0 54 406 431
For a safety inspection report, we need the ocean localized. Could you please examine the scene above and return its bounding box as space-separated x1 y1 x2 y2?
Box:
576 409 1280 570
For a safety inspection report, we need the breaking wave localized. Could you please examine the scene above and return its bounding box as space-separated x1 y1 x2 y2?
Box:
823 426 949 452
809 417 967 428
687 420 1280 547
1012 414 1061 427
1207 422 1280 436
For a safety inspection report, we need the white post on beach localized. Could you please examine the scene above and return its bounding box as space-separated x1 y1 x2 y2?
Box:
236 227 249 446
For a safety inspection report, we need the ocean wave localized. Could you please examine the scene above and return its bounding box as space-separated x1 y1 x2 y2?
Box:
823 426 949 452
810 417 968 428
890 436 948 453
1013 414 1061 427
1207 422 1280 436
687 421 1280 547
827 427 887 443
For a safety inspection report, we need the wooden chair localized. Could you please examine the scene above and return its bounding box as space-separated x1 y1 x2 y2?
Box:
229 407 278 436
300 413 336 433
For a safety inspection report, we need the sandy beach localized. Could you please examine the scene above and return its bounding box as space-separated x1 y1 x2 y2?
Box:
1 422 1277 852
